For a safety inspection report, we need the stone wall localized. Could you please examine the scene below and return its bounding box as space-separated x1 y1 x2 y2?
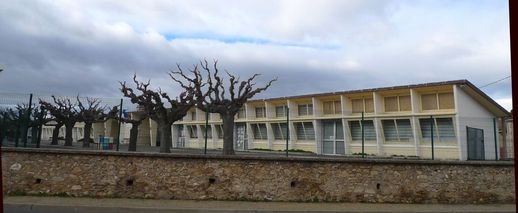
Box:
2 148 515 204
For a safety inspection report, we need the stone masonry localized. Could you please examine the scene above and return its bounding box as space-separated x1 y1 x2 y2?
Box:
2 148 515 204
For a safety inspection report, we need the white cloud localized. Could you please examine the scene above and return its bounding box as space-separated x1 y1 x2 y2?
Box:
0 0 511 108
495 98 513 111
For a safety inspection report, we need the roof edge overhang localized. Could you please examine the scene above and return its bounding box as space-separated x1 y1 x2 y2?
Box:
456 80 510 118
251 79 510 117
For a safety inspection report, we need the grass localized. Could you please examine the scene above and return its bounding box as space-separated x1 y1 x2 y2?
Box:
352 152 375 156
249 148 314 154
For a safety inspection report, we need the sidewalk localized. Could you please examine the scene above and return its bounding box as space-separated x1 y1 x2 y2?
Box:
4 196 515 213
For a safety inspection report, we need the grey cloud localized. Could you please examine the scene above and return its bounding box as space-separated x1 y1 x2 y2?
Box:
0 0 511 110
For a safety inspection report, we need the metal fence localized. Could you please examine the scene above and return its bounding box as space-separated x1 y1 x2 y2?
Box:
0 92 135 150
0 92 513 161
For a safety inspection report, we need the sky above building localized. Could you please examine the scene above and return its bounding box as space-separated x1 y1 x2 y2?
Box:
0 0 512 110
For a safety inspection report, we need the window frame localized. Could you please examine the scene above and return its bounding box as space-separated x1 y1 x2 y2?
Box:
236 107 246 119
351 97 374 113
381 119 413 142
272 122 288 140
297 103 313 116
252 123 268 140
384 95 411 112
349 120 376 141
255 106 266 118
275 105 288 117
187 125 198 139
200 125 212 139
421 92 454 111
323 100 341 115
295 122 315 141
418 117 456 143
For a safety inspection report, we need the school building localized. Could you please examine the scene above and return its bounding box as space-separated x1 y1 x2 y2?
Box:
169 79 510 160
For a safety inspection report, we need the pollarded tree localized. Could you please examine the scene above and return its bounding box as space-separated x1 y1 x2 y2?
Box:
40 96 80 146
171 60 276 155
25 105 50 146
76 97 118 148
44 119 65 145
0 107 23 145
119 112 147 151
120 74 200 153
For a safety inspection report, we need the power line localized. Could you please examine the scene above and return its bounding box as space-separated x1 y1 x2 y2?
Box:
479 75 511 89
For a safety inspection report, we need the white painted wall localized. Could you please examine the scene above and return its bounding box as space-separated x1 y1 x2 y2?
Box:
454 85 499 160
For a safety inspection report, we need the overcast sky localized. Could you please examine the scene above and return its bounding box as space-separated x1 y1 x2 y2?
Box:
0 0 511 110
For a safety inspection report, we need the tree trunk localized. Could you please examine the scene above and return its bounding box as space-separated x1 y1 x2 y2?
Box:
31 126 38 144
50 123 63 145
128 123 139 151
21 122 28 146
0 124 4 146
222 113 235 155
64 123 74 146
158 123 172 153
83 122 92 148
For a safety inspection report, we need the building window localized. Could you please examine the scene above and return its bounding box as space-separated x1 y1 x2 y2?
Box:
351 98 374 113
323 100 341 115
187 125 198 138
200 125 212 139
419 117 456 142
237 107 245 119
191 111 197 121
421 92 454 110
298 104 313 116
349 120 376 141
384 95 411 112
295 122 315 140
272 123 288 140
215 125 224 139
177 125 185 137
211 113 220 120
255 106 266 118
381 119 413 142
438 93 454 109
275 105 288 117
252 123 267 140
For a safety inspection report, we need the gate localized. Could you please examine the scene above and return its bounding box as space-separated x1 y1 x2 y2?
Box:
467 126 485 160
235 123 247 151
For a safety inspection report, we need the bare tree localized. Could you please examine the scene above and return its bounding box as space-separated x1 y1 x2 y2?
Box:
44 119 65 145
76 97 118 148
120 74 199 153
171 60 276 155
0 108 21 145
40 96 80 146
24 105 50 145
119 112 147 151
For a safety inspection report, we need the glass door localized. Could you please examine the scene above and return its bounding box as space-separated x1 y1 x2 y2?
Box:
322 120 344 155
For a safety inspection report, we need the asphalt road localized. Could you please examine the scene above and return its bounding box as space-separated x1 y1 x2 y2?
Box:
4 196 516 213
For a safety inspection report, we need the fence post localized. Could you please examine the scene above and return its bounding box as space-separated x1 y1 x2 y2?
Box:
286 107 289 157
22 93 33 147
15 110 22 147
0 115 4 146
361 111 365 158
430 115 435 160
204 107 208 155
36 108 44 148
493 117 498 160
116 99 123 151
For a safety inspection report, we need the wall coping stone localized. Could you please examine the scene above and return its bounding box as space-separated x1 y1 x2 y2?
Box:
2 147 513 167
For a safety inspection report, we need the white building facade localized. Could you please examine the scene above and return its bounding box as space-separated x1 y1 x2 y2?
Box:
172 80 509 160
